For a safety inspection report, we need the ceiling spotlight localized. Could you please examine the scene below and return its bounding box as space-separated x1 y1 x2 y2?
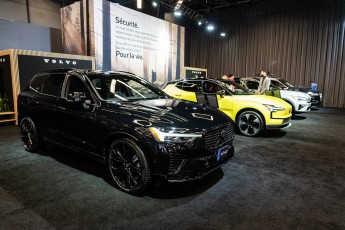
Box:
174 10 182 16
152 1 158 7
207 24 215 31
197 21 202 26
220 32 226 37
137 0 142 9
175 0 184 10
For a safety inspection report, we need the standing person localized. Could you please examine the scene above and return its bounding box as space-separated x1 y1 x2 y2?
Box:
221 73 236 91
258 70 271 94
221 73 235 81
227 73 235 82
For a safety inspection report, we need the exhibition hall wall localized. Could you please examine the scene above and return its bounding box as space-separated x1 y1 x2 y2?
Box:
189 0 345 108
0 20 63 53
61 0 185 86
0 0 61 29
0 0 63 52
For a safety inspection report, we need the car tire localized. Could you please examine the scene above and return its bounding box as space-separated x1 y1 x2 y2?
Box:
237 110 264 137
19 116 39 152
107 138 151 195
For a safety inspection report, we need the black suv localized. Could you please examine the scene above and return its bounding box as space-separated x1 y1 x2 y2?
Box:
17 69 235 194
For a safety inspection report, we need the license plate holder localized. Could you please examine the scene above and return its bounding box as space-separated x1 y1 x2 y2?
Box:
217 145 229 161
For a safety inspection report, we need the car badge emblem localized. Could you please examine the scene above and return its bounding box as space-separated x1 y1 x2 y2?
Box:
215 128 227 147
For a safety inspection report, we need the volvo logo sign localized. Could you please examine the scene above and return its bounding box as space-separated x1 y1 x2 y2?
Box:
43 59 77 65
215 127 228 147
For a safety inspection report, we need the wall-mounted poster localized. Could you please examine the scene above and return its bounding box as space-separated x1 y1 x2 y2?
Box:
184 67 207 79
61 0 185 87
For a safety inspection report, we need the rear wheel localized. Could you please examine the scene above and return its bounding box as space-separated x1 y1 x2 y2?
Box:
237 111 264 137
107 138 151 194
19 116 39 152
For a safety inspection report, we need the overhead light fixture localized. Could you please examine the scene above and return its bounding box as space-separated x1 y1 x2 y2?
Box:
137 0 142 9
197 21 202 26
152 1 158 7
175 0 184 10
174 10 182 16
207 24 215 31
220 32 226 37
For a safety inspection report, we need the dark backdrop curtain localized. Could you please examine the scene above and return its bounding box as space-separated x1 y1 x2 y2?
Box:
189 0 345 108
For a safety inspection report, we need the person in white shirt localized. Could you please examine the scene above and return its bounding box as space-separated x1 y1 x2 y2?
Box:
258 70 271 94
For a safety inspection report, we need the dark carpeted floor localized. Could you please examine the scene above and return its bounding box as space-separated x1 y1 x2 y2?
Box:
0 107 344 229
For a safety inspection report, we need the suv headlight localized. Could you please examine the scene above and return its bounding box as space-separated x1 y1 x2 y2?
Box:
292 96 308 101
263 104 285 112
149 127 202 142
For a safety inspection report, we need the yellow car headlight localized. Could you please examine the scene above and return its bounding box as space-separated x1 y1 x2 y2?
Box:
263 104 285 112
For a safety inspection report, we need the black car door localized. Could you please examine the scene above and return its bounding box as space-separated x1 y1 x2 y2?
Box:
28 73 65 141
55 74 99 155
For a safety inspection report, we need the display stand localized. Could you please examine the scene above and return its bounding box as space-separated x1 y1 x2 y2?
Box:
0 49 95 125
0 112 16 124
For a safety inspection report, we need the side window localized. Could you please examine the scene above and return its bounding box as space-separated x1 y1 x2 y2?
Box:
30 74 48 92
65 75 92 101
30 73 64 97
246 81 259 90
41 74 65 97
182 81 200 92
203 81 222 93
175 82 183 90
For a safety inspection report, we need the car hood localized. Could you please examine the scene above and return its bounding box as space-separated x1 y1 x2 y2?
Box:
106 98 233 130
232 94 290 107
280 90 311 98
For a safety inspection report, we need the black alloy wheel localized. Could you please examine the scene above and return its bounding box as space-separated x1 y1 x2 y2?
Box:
19 116 39 152
237 111 264 137
108 138 151 194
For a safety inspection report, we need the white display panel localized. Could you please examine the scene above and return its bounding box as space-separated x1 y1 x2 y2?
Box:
62 0 185 86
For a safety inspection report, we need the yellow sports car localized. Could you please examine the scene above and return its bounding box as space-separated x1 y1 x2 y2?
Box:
163 78 292 136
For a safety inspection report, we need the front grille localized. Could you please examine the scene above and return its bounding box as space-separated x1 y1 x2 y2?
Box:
203 123 234 150
169 152 184 175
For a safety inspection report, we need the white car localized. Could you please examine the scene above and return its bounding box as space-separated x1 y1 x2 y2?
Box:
238 77 311 114
270 78 323 107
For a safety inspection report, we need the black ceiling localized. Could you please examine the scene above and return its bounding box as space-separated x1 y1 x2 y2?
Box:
57 0 276 18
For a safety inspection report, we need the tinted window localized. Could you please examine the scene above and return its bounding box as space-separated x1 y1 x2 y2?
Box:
175 82 183 90
203 81 222 93
30 73 64 97
41 74 65 96
89 74 166 101
182 81 201 92
66 75 92 100
246 81 259 90
30 74 48 92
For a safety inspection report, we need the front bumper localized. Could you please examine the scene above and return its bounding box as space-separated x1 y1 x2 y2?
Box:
294 102 311 112
167 144 234 182
147 123 236 182
266 117 291 130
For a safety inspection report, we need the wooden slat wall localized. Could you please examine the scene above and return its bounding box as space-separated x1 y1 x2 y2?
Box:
189 0 345 108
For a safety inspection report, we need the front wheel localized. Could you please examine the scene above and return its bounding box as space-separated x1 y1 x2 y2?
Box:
107 138 151 195
19 116 39 152
237 111 264 137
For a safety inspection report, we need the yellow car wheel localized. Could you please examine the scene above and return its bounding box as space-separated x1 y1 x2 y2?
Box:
237 110 264 137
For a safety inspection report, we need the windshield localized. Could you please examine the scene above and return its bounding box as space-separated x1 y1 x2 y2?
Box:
219 80 253 95
88 74 167 102
279 79 295 88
